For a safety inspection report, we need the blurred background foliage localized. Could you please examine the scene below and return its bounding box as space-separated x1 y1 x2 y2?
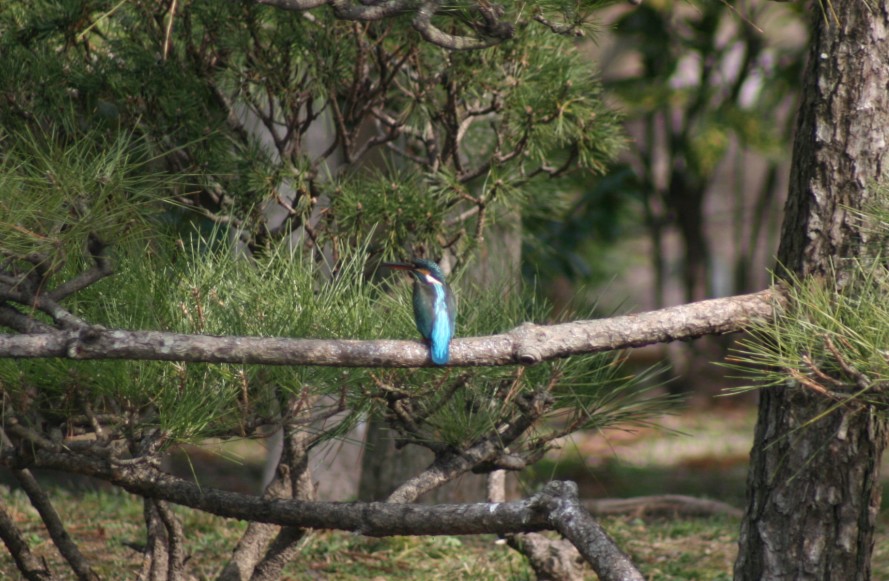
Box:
523 0 808 395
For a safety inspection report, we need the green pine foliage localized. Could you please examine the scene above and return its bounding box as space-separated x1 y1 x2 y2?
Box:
728 187 889 412
0 0 671 459
0 227 671 448
1 0 625 256
0 127 167 274
730 264 889 410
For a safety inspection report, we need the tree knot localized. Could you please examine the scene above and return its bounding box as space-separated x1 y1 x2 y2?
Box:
513 322 545 364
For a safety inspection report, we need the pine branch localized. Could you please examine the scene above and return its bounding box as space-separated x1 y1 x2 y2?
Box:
386 390 552 503
154 501 187 581
46 237 112 302
0 288 781 366
254 0 514 50
0 288 88 330
0 444 643 581
217 463 295 581
0 305 55 334
538 481 643 581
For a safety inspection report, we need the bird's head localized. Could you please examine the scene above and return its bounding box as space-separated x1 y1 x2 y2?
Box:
383 258 447 286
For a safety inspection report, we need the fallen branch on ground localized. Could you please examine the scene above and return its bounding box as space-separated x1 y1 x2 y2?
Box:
584 495 743 519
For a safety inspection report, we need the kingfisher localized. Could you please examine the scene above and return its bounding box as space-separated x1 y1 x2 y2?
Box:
383 259 456 365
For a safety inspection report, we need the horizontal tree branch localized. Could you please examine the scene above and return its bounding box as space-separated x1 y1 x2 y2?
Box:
254 0 512 50
583 494 743 519
0 289 780 367
0 447 641 581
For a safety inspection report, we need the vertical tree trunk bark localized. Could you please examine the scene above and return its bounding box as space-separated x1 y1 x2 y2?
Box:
735 4 889 580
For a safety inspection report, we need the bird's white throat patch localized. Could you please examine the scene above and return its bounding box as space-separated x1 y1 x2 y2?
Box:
424 273 442 285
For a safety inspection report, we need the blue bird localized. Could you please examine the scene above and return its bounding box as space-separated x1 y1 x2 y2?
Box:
383 259 456 365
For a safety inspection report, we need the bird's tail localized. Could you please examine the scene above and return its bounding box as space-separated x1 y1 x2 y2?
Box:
430 341 450 365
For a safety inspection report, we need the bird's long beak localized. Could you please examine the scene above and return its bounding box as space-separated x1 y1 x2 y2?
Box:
381 262 415 271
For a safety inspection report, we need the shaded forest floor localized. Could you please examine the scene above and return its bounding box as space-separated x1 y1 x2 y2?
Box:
2 404 888 579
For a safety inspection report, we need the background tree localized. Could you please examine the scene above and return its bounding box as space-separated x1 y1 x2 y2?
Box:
526 1 806 396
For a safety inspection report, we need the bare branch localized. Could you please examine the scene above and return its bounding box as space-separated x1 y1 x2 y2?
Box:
507 533 585 580
217 463 295 581
141 499 170 581
249 527 307 581
0 444 642 581
11 469 98 580
0 288 781 367
256 0 512 50
155 501 187 581
260 0 411 20
0 497 55 581
250 417 315 579
411 1 499 50
386 391 552 503
0 285 89 330
0 305 55 334
532 13 584 37
254 0 326 11
41 235 110 302
538 482 644 581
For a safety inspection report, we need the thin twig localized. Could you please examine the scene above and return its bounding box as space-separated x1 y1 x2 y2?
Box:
824 335 873 392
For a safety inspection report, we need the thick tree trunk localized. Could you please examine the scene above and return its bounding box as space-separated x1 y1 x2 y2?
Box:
735 4 889 580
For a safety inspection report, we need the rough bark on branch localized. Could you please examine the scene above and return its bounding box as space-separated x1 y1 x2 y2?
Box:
489 470 586 581
254 0 512 51
0 289 779 367
0 447 641 581
536 482 643 581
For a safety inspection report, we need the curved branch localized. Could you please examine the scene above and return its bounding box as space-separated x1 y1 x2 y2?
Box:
539 482 644 581
255 0 511 50
387 391 552 503
411 1 499 50
257 0 411 20
46 237 112 302
0 288 88 330
1 445 642 581
0 288 781 367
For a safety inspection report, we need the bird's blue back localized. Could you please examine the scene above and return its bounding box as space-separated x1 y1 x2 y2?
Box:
410 261 456 365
